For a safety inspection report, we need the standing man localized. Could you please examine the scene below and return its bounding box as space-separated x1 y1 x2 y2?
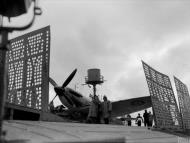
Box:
148 111 154 129
126 114 132 126
143 109 149 127
87 94 100 123
136 113 143 126
101 95 112 124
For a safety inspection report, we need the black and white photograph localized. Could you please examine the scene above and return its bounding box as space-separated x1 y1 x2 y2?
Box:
0 0 190 142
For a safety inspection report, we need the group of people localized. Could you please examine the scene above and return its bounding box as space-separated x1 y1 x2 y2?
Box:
124 110 153 129
136 110 153 129
87 95 112 124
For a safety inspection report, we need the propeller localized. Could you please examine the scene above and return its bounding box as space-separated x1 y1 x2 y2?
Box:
62 69 77 88
49 69 77 103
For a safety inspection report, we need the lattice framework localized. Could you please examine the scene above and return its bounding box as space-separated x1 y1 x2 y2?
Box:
142 61 182 129
7 26 50 112
174 76 190 129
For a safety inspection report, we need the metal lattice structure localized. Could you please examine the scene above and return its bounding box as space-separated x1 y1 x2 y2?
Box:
7 26 50 112
0 16 2 26
174 76 190 129
142 61 182 129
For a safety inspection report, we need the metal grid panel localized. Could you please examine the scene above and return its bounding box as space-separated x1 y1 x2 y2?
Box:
142 61 182 129
0 15 2 26
7 26 50 112
174 76 190 129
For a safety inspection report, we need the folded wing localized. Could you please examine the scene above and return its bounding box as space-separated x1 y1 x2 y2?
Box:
112 96 151 117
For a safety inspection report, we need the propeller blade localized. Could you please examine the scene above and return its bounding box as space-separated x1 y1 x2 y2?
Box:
51 94 58 102
62 69 77 88
49 77 58 87
51 86 65 102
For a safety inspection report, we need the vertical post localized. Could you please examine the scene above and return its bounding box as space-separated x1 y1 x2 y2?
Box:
0 29 8 140
93 84 96 97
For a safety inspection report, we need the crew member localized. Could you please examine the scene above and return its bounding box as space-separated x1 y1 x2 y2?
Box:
126 114 132 126
101 95 112 124
143 109 149 127
136 113 143 126
148 111 154 129
87 94 100 123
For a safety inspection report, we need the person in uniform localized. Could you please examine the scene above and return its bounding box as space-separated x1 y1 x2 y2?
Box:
136 113 143 126
126 114 132 126
143 109 149 127
101 95 112 124
148 111 154 129
87 94 100 123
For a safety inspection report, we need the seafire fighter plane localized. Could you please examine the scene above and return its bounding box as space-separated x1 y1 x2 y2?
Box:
49 69 151 120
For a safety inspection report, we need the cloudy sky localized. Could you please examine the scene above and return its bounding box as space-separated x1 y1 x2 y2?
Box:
7 0 190 105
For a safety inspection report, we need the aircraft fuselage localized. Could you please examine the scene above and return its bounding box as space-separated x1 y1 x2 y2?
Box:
55 87 91 109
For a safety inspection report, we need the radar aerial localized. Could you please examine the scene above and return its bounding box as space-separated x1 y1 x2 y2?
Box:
85 68 104 97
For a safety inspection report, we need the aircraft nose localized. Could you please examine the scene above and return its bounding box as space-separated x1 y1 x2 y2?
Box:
54 87 65 96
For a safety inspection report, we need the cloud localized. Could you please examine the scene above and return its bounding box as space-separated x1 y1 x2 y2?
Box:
159 40 190 82
8 0 190 104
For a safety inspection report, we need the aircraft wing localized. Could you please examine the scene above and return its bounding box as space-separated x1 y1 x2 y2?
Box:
112 96 151 117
